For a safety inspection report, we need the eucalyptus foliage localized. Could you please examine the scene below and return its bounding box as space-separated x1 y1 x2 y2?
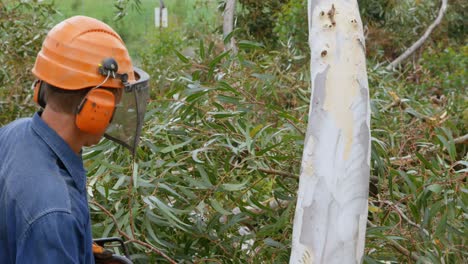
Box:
0 0 57 124
87 40 308 263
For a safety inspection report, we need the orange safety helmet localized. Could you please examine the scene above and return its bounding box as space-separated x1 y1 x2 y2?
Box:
32 15 135 90
32 16 150 154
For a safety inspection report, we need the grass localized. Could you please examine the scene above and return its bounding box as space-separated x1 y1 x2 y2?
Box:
49 0 220 58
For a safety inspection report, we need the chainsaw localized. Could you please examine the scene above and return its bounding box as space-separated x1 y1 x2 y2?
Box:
93 237 133 264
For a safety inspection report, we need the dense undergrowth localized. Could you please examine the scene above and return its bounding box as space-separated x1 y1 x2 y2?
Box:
0 0 466 263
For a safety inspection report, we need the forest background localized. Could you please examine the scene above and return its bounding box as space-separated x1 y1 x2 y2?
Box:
0 0 466 263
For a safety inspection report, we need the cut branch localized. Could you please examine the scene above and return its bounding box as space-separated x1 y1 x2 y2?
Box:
386 0 448 70
230 160 298 179
382 201 430 237
90 200 177 264
390 133 468 165
367 220 425 263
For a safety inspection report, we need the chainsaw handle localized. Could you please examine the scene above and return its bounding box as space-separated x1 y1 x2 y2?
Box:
100 255 134 264
93 237 130 259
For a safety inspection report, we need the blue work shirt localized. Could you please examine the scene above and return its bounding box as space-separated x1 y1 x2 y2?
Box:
0 112 95 263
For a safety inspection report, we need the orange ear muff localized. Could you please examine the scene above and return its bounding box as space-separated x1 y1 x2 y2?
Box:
32 80 46 108
75 89 115 135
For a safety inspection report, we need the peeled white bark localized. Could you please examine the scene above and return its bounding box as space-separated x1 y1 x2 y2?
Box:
290 1 370 263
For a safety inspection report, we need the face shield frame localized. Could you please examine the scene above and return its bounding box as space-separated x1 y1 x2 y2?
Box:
104 67 149 155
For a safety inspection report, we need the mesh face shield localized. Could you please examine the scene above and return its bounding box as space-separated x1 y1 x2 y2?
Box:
104 67 149 155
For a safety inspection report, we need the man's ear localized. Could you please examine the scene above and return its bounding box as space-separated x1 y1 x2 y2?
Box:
33 80 47 108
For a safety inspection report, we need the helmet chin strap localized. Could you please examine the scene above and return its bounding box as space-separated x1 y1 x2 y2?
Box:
94 72 111 89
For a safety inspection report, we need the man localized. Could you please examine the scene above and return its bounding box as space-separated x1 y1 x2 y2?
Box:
0 16 149 263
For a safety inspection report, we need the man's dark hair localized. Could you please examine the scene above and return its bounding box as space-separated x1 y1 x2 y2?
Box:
42 82 90 114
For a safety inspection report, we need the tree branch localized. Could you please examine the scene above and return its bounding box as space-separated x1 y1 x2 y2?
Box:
90 200 177 264
386 0 448 70
128 162 137 239
390 133 468 165
230 161 298 179
257 167 298 179
381 201 430 237
367 220 426 263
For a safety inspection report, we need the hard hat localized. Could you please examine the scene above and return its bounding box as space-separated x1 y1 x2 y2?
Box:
32 16 150 155
32 15 135 89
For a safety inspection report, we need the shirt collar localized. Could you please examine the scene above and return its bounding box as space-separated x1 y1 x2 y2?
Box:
31 112 87 193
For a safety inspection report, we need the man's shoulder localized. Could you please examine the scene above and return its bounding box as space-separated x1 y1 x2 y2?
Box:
0 116 76 222
1 147 73 225
0 116 51 164
0 117 33 150
0 117 31 134
6 162 72 215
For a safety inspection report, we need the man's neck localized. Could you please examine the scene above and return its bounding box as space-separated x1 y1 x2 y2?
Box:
41 107 84 154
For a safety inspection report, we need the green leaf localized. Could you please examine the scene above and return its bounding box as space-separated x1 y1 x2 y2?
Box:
112 175 128 190
441 127 456 159
186 89 209 102
207 111 245 119
264 238 285 249
216 94 240 105
196 164 214 187
209 51 230 68
223 28 240 45
251 73 274 81
158 183 188 203
186 177 213 190
145 196 189 229
132 162 139 189
199 39 205 60
144 218 170 248
426 184 442 194
398 170 417 195
221 180 249 191
208 50 230 78
191 148 208 163
174 49 189 63
210 199 232 215
435 211 448 237
160 139 193 154
216 81 241 95
238 40 265 50
250 124 264 138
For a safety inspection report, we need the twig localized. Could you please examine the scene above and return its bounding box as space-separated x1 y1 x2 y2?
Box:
453 133 468 145
389 240 425 263
285 118 305 135
128 162 137 239
386 0 448 70
220 197 292 224
257 167 298 179
230 161 298 179
90 200 177 264
381 91 408 112
382 201 430 237
390 133 468 165
367 220 425 263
